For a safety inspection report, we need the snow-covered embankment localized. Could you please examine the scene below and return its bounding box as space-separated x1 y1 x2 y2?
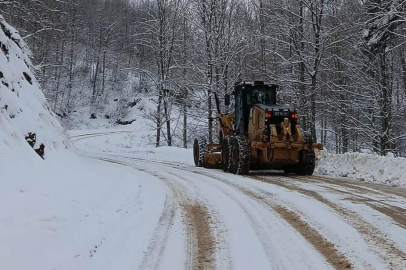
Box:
0 17 152 270
316 151 406 187
0 15 68 159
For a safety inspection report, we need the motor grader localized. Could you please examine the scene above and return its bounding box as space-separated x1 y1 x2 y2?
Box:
193 81 323 175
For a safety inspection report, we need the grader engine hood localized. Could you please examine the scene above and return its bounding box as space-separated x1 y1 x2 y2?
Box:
248 104 298 144
253 104 298 135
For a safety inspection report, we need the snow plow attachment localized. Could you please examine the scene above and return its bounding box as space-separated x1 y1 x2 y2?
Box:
193 137 222 168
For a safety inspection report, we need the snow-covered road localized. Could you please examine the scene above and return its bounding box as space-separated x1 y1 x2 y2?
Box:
70 130 406 270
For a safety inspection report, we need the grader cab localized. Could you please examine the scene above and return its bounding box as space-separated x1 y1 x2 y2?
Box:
193 81 323 175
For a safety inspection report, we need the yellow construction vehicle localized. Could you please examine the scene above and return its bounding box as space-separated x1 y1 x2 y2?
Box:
193 81 323 175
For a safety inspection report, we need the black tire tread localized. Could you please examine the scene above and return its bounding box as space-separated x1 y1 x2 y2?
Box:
230 135 250 175
295 149 316 175
193 136 207 167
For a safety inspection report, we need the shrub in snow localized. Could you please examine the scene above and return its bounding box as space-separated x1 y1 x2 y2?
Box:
0 16 69 159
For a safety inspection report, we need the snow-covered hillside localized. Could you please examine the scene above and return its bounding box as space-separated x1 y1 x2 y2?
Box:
0 15 69 160
0 17 150 270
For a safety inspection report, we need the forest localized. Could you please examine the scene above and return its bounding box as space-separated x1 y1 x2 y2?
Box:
1 0 405 155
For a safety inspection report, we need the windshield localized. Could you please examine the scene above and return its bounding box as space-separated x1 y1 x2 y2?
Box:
248 89 275 105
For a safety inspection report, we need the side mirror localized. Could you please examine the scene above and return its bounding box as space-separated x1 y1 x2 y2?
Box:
225 94 231 106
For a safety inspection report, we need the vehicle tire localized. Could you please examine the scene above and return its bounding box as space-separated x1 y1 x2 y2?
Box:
295 149 315 175
229 135 250 175
193 136 207 167
222 136 232 172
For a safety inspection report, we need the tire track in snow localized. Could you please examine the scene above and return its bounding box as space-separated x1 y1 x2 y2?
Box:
304 183 406 230
142 168 217 270
294 174 406 200
135 165 229 270
111 156 369 269
239 189 353 270
366 204 406 230
122 157 406 231
168 169 288 269
100 155 406 269
182 203 216 270
107 155 406 259
251 175 406 270
163 171 233 270
138 190 177 270
128 159 336 269
72 124 405 270
95 158 179 270
96 157 218 270
280 174 406 231
185 169 352 270
69 130 134 142
122 158 372 270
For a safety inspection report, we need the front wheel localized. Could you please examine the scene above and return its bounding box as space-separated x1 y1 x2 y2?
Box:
193 136 207 167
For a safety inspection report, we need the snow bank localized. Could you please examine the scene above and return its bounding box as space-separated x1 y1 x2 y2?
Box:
0 15 68 160
316 151 406 187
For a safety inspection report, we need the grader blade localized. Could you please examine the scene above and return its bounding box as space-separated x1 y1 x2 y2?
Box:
203 144 222 168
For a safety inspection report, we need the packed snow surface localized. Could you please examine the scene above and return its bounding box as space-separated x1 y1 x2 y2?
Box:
316 151 406 187
3 127 406 270
68 129 406 270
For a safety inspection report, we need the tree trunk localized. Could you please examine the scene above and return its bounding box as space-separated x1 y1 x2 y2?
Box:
163 90 172 146
66 2 76 111
298 0 307 131
183 88 188 149
156 88 163 147
310 74 317 142
380 52 390 155
208 89 213 143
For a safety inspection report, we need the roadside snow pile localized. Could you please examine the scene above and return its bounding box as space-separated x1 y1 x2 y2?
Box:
316 151 406 187
0 15 68 159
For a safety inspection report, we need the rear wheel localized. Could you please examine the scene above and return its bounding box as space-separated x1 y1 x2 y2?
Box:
229 135 250 175
193 136 207 167
295 149 316 175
